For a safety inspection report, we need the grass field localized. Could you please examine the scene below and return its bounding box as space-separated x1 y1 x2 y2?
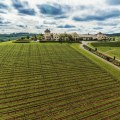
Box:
0 42 120 120
90 42 120 60
115 36 120 41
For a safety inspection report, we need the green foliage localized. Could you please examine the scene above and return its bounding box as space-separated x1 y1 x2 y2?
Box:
90 42 120 60
26 35 30 39
71 43 120 80
0 43 119 119
91 41 120 47
13 39 31 43
0 33 36 42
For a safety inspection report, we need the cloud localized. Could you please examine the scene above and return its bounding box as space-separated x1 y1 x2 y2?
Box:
36 26 41 29
17 25 27 28
0 0 120 34
73 9 120 21
12 0 36 16
36 25 49 29
67 28 81 32
18 8 35 16
37 3 71 17
57 24 75 28
106 0 120 5
0 17 11 26
0 3 8 9
93 27 103 30
54 15 68 19
0 3 9 14
37 4 63 16
12 0 24 9
97 22 117 26
43 21 56 25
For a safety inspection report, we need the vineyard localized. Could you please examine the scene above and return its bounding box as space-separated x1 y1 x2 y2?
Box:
0 43 120 120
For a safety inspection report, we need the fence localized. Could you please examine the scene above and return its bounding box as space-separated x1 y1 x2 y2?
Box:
83 45 120 68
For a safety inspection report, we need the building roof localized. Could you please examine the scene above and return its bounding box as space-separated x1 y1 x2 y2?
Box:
97 32 103 35
79 34 96 38
45 29 50 33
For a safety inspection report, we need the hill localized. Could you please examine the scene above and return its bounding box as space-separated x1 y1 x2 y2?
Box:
106 33 120 37
0 33 37 42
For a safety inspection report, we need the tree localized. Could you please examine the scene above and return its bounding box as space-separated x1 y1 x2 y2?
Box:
38 36 43 41
39 33 43 36
26 36 30 39
59 33 71 42
113 37 115 41
67 34 73 43
21 37 25 40
59 34 65 43
32 35 37 41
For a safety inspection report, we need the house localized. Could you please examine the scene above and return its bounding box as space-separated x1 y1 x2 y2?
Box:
96 32 109 41
53 33 60 41
71 32 80 41
43 29 110 42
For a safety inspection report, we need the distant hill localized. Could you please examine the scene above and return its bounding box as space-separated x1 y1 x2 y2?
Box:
106 33 120 37
0 33 38 42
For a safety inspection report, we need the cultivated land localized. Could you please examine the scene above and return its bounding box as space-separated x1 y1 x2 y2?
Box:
90 42 120 60
0 42 120 120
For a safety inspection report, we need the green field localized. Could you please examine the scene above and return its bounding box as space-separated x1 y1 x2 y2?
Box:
90 42 120 60
0 42 120 120
115 36 120 41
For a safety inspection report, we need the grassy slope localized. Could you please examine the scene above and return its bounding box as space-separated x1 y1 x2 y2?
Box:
71 43 120 80
89 42 120 60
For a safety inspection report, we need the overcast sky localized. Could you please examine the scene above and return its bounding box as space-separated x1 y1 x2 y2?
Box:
0 0 120 34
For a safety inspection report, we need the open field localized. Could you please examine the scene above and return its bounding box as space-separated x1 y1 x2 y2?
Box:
90 42 120 60
0 43 120 120
115 36 120 41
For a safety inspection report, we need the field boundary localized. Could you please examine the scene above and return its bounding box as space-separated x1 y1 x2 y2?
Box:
83 45 120 68
71 43 120 80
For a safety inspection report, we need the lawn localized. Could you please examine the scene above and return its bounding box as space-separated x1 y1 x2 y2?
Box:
0 42 120 120
90 42 120 60
115 36 120 41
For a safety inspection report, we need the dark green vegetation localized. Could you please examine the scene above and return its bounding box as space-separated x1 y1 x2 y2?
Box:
0 33 36 42
90 42 120 60
0 43 120 120
13 39 31 43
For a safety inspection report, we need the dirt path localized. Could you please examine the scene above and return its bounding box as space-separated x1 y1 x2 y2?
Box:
80 41 120 71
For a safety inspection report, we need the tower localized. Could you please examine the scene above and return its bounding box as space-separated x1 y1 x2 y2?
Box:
44 29 51 40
